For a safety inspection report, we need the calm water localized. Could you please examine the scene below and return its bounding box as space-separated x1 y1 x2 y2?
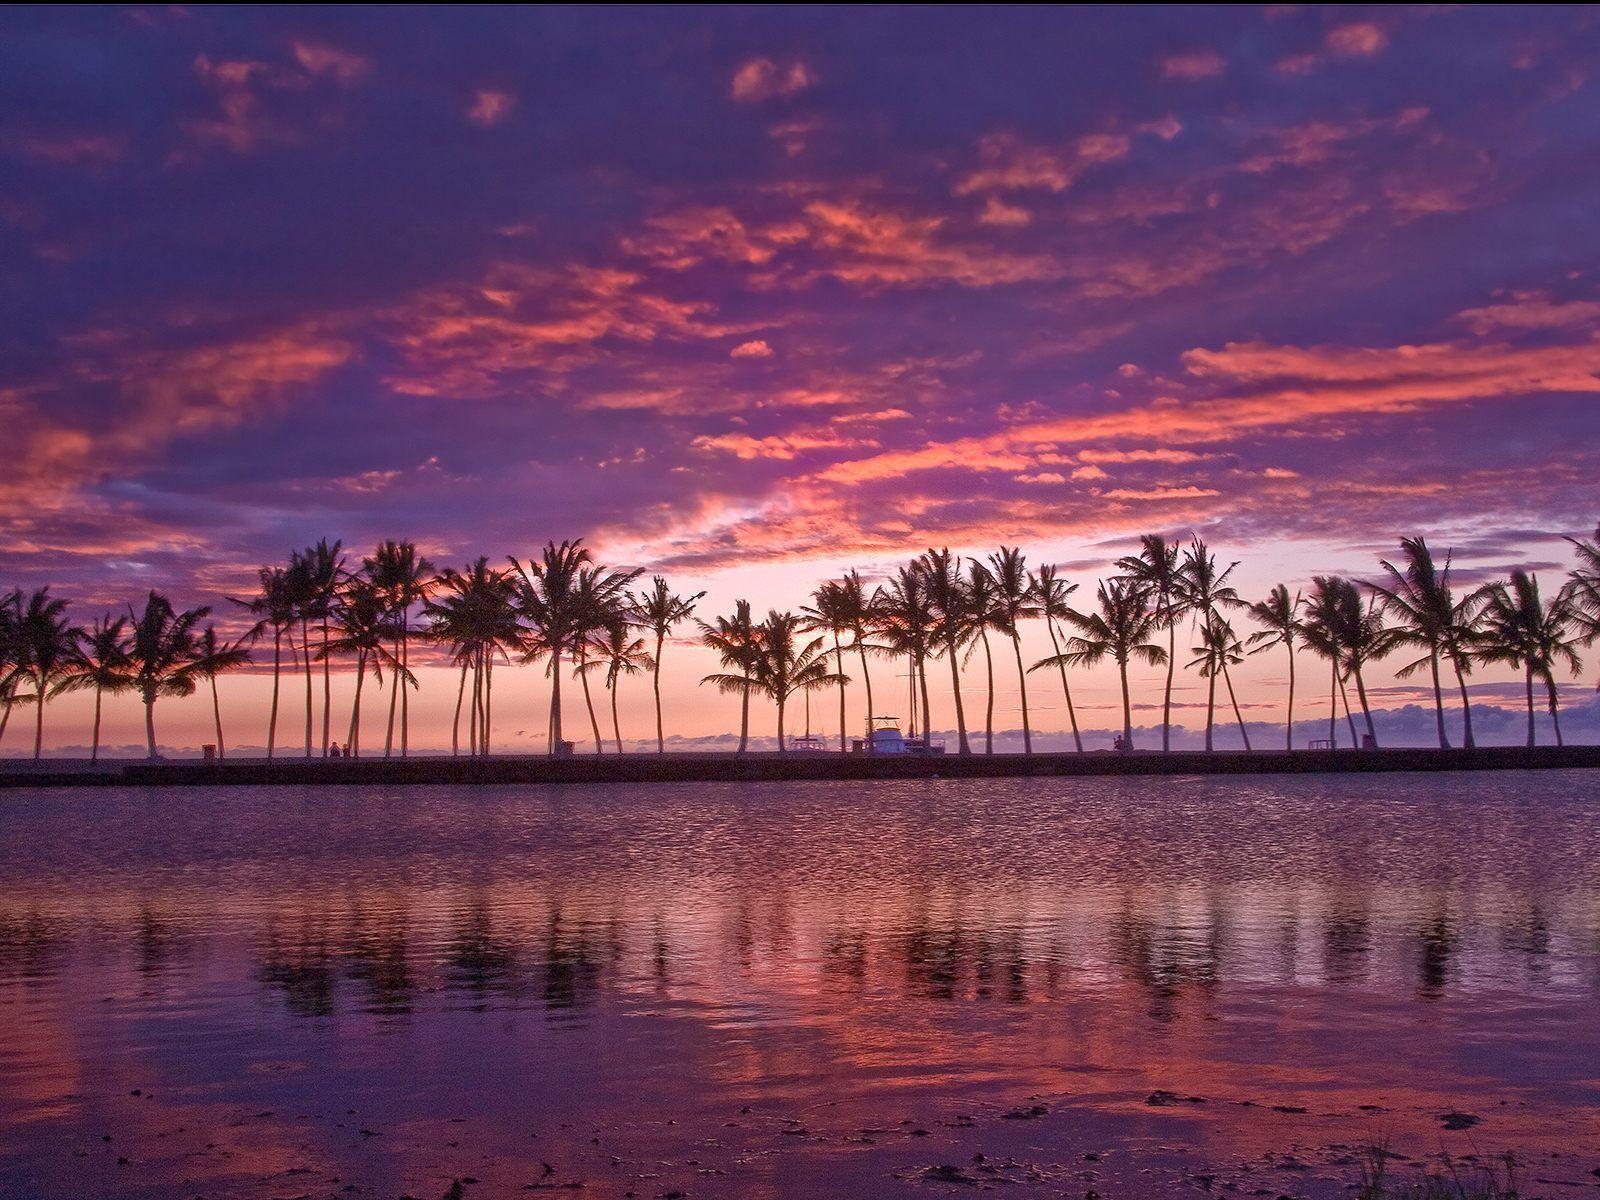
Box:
2 773 1599 1199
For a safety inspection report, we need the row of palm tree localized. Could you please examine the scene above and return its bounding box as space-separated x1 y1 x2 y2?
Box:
3 525 1596 759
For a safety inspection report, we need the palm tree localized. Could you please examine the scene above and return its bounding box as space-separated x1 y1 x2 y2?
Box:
988 547 1040 755
1564 522 1600 689
1477 570 1583 747
874 565 936 743
964 561 1001 753
1335 586 1389 749
429 559 519 757
571 566 632 754
0 589 25 752
126 591 208 760
192 626 251 760
581 617 653 753
1116 535 1187 752
918 548 974 755
52 614 133 762
802 579 857 753
1180 538 1250 751
1033 564 1084 752
16 588 79 760
1032 580 1164 752
1301 576 1358 749
745 611 845 751
699 600 762 753
1189 614 1248 750
1370 537 1469 749
288 539 345 758
837 570 881 739
366 540 436 758
232 566 296 759
1246 585 1302 750
633 577 704 754
510 541 640 755
324 577 396 758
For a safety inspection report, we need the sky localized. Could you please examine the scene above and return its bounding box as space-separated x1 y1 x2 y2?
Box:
2 5 1598 755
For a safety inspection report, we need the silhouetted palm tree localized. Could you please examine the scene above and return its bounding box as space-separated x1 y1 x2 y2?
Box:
0 589 22 752
1246 585 1302 750
1477 570 1583 747
987 547 1040 754
16 588 78 760
289 539 345 758
429 559 519 757
127 591 209 759
699 600 762 753
919 548 974 754
581 618 653 753
325 577 396 758
1033 564 1084 752
838 570 881 736
874 565 936 742
53 614 133 762
192 626 251 760
1370 537 1472 749
1335 585 1389 749
964 561 1001 753
1117 535 1187 752
1180 538 1249 750
233 566 296 759
744 611 845 751
366 539 435 758
1032 580 1164 752
1301 576 1359 749
1564 522 1600 689
1189 614 1248 750
633 577 703 754
802 579 857 752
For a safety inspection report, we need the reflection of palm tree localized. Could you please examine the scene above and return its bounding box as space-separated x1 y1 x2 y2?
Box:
580 618 653 753
919 548 974 755
1033 565 1083 752
747 611 845 751
1188 614 1248 751
1180 539 1249 751
699 600 761 753
365 539 435 758
1117 536 1186 752
191 625 251 760
633 577 703 754
53 614 133 762
1477 570 1582 747
17 588 79 760
1032 580 1164 752
233 566 296 759
988 547 1040 755
127 591 209 759
1246 585 1302 750
1370 537 1479 749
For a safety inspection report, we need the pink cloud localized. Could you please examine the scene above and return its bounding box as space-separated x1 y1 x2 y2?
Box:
1326 22 1388 58
1160 48 1226 80
730 57 814 103
467 89 516 127
730 339 774 359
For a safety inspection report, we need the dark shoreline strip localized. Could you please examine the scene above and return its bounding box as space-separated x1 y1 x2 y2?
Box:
1 745 1597 788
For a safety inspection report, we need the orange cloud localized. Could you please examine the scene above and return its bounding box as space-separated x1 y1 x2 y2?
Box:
730 58 814 103
1160 48 1226 80
290 41 369 83
467 89 516 127
1326 22 1388 58
730 339 774 359
954 131 1130 195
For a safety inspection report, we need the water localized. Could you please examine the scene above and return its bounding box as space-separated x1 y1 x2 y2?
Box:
2 773 1598 1198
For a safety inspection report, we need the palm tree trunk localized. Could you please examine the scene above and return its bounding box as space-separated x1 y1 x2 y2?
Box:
979 629 995 754
400 611 410 758
144 690 157 760
1221 660 1251 750
92 683 103 763
738 670 750 753
1223 665 1249 750
1545 675 1563 746
486 652 496 757
610 677 623 754
1011 632 1032 754
348 653 364 757
211 673 226 760
33 673 44 760
1044 614 1083 752
776 693 786 752
452 658 467 757
1338 670 1359 747
1118 658 1133 751
855 634 874 739
0 699 11 751
320 614 331 757
385 628 400 757
1354 666 1378 748
1524 665 1536 748
1204 668 1216 751
1162 613 1175 752
1429 652 1449 749
578 653 604 754
1453 661 1476 749
301 619 313 758
1284 644 1295 752
917 654 933 749
548 645 563 754
268 627 282 759
653 632 665 754
946 644 970 754
1328 657 1338 749
834 632 847 753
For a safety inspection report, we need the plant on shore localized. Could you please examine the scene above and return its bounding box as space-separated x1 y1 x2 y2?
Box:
365 539 435 758
699 600 763 754
1032 564 1084 752
744 611 844 751
52 614 134 762
126 591 210 760
16 588 79 760
1356 1141 1518 1200
633 577 703 755
1033 580 1165 753
580 616 653 754
191 626 251 760
1116 535 1187 752
1476 570 1581 747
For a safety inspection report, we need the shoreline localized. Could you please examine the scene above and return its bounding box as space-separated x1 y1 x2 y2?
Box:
1 744 1596 787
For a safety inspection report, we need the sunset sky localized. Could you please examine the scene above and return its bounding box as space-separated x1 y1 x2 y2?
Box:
3 6 1598 754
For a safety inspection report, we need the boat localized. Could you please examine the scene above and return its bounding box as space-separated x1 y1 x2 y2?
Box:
851 716 945 756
